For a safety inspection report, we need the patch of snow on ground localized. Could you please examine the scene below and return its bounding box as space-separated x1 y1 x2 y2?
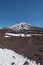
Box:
0 48 40 65
5 33 32 37
5 33 42 38
4 35 10 38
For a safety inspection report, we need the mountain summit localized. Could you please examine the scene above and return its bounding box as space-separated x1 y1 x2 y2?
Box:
0 22 43 33
8 22 43 33
9 22 31 31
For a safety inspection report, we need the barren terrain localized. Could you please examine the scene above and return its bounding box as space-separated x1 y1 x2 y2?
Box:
0 32 43 65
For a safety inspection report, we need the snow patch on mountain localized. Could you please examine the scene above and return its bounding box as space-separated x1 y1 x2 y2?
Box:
0 48 40 65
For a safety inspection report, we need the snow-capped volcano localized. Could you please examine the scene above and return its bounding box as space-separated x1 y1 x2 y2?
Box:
8 22 43 33
9 22 31 31
1 22 43 33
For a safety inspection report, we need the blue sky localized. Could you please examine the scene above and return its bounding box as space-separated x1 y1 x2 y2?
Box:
0 0 43 27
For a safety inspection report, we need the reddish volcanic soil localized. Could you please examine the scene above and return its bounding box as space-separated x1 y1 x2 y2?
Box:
0 32 43 65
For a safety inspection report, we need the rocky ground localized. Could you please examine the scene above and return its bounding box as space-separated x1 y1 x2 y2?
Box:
0 32 43 65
